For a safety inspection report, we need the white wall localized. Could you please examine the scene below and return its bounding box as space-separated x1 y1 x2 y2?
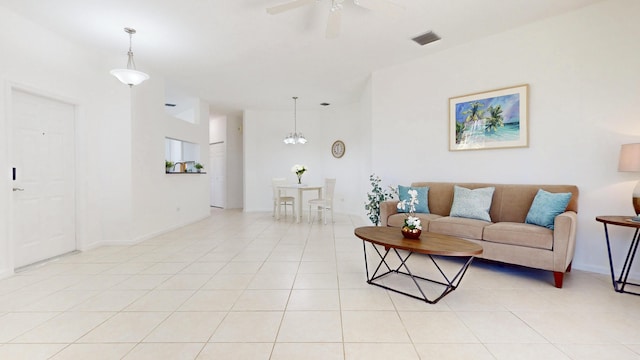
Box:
244 99 369 215
225 114 244 209
209 115 226 144
132 78 210 241
0 5 131 275
370 0 640 274
0 5 212 276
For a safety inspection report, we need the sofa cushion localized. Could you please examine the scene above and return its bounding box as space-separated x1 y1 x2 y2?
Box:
410 182 578 223
428 216 489 240
483 222 553 250
397 185 430 213
525 189 572 230
449 185 495 222
387 213 441 228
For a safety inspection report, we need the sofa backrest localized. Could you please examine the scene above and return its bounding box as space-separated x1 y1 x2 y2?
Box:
410 182 579 223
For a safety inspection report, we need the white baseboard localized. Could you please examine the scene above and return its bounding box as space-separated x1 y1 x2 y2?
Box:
0 269 14 280
77 214 212 252
132 214 211 243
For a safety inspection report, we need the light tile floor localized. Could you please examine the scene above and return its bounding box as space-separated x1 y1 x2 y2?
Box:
1 209 640 359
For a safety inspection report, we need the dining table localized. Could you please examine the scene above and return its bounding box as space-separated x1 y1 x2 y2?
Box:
277 184 323 223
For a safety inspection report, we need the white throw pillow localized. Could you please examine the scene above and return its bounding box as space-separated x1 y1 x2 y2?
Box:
449 185 495 222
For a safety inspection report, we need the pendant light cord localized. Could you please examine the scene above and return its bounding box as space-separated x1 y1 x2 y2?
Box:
125 28 137 70
293 96 298 133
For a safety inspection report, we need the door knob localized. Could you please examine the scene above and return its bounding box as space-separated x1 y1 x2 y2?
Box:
12 187 24 192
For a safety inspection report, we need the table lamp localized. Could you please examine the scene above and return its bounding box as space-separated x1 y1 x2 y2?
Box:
618 143 640 220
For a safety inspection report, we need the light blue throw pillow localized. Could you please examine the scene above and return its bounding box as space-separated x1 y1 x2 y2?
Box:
397 185 430 214
449 185 495 222
525 189 572 230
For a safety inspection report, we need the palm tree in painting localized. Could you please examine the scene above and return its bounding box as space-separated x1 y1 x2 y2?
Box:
462 101 485 124
456 101 485 144
484 105 504 133
455 121 465 143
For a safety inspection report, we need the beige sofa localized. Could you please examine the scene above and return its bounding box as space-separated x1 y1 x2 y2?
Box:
380 182 579 288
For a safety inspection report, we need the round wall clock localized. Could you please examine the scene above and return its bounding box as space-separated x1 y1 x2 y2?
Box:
331 140 345 158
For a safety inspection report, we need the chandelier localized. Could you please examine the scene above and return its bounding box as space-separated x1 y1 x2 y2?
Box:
283 96 307 145
110 27 150 87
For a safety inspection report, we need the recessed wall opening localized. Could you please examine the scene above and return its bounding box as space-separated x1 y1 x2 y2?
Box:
165 137 200 172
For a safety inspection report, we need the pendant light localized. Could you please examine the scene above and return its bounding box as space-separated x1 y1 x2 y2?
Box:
110 27 150 87
283 96 307 144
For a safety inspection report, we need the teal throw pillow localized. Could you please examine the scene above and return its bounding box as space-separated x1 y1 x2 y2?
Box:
397 185 430 214
449 185 495 222
525 189 572 230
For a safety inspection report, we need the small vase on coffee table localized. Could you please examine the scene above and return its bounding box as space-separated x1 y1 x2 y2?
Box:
401 227 421 239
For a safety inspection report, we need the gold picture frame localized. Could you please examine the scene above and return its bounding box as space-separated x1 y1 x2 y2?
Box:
449 84 529 151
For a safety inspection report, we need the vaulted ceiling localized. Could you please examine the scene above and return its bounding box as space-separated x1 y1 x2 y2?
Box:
0 0 603 113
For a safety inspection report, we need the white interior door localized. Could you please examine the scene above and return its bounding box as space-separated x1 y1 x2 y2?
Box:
11 89 76 268
209 142 226 208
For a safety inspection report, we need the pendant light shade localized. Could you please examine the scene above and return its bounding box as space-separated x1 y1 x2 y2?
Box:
284 96 307 145
110 68 149 87
110 27 149 87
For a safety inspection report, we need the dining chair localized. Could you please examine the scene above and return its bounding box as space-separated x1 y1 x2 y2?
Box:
308 178 336 224
272 177 295 220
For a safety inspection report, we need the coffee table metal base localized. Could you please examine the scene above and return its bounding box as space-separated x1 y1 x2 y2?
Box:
363 241 475 304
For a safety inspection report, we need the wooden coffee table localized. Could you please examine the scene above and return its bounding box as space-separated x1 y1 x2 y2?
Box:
354 226 483 304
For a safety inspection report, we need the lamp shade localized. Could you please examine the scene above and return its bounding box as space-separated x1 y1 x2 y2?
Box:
618 143 640 172
619 143 640 216
110 68 150 87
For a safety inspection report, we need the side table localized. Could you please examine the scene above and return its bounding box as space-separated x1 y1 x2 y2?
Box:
596 216 640 295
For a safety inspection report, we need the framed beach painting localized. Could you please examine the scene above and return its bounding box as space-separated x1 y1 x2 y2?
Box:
449 84 528 151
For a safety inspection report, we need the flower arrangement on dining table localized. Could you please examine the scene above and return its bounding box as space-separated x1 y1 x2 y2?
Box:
397 188 423 238
291 164 307 184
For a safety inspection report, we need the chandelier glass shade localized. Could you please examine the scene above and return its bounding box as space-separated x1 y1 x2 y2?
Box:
284 132 307 145
110 27 149 87
284 96 307 144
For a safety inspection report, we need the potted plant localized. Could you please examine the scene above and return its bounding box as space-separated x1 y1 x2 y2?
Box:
195 163 204 173
397 188 423 239
365 174 394 226
165 160 174 173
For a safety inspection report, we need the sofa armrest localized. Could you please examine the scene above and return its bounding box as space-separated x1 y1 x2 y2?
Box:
380 200 400 227
552 211 578 272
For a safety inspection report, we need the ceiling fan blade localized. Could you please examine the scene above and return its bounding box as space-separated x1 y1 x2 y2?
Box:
267 0 315 15
353 0 404 13
325 8 342 38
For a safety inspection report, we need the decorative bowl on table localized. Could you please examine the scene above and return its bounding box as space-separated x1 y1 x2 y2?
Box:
401 227 421 239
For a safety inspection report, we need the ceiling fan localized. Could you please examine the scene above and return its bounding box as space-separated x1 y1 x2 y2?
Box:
266 0 403 39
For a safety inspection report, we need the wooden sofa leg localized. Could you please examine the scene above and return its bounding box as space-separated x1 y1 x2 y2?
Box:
553 272 564 288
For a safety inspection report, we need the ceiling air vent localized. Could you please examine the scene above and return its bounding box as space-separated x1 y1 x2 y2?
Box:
411 31 441 46
164 103 177 107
